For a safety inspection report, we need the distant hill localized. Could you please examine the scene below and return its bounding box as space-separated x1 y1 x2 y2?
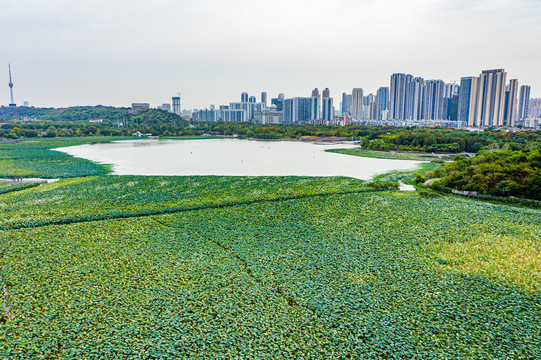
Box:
0 105 130 122
0 106 188 138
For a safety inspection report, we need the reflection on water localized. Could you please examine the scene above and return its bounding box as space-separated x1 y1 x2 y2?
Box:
57 139 422 180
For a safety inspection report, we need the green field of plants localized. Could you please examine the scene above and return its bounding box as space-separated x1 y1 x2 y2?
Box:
0 185 540 358
0 182 38 194
0 175 377 230
0 138 131 178
0 136 539 358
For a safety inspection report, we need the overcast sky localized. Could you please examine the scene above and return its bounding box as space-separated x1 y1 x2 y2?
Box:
2 0 540 109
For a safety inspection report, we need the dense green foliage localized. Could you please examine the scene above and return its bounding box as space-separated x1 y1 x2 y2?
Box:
0 188 539 358
0 138 118 178
433 150 541 199
361 128 541 153
0 105 129 122
194 122 359 139
191 123 541 154
0 175 375 230
0 106 188 138
195 123 541 153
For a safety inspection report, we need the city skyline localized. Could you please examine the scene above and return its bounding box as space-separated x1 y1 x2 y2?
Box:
2 0 541 108
188 66 541 127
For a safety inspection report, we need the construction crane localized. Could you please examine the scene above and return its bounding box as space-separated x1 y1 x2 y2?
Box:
8 63 15 107
176 91 191 111
172 91 190 127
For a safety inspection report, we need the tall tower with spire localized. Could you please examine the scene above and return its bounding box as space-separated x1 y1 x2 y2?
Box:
8 64 16 107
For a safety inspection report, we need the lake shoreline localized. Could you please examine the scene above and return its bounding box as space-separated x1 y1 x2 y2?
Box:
56 138 422 180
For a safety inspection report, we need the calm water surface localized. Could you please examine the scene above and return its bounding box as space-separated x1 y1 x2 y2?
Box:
58 139 422 180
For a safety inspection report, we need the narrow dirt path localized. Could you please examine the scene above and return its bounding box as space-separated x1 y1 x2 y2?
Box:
151 217 322 318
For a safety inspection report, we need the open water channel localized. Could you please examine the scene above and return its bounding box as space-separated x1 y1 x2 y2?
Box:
58 138 422 180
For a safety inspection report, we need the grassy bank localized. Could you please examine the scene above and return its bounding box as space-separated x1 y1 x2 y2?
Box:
327 147 446 185
326 148 444 161
0 136 222 178
0 137 128 178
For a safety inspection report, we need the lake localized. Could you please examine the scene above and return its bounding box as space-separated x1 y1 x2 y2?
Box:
57 138 422 180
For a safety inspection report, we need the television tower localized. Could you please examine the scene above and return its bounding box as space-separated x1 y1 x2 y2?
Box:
8 64 16 107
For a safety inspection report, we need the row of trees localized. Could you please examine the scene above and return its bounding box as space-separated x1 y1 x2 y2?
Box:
0 126 131 139
363 129 541 153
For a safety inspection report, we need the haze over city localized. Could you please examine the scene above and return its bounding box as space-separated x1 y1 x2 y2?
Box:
2 0 541 108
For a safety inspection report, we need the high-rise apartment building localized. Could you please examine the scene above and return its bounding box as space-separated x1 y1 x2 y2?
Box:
370 99 378 120
474 69 507 127
283 97 320 123
529 98 541 119
367 94 378 120
312 96 321 121
219 106 247 122
341 93 352 115
458 77 479 126
241 92 249 103
311 88 321 119
322 88 330 99
444 83 459 98
322 97 334 121
422 80 445 121
405 77 424 121
321 88 331 120
503 79 519 127
253 108 283 124
444 95 460 121
376 87 389 120
172 96 181 115
389 73 413 120
193 109 218 122
158 103 171 112
351 88 364 119
519 85 531 120
271 97 284 112
248 96 256 103
458 70 518 127
362 94 375 120
230 101 263 121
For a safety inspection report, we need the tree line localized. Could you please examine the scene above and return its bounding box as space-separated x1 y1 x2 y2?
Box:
1 106 540 154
